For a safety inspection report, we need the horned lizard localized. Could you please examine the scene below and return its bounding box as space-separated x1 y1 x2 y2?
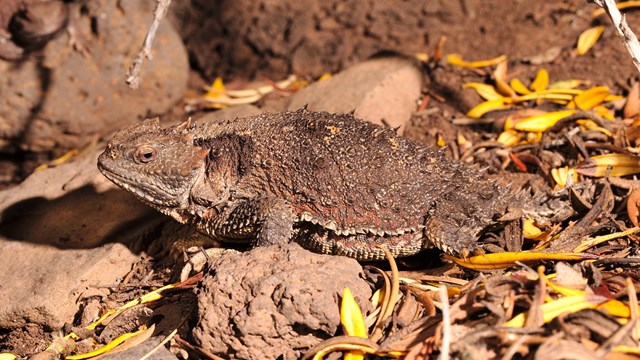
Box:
98 109 564 260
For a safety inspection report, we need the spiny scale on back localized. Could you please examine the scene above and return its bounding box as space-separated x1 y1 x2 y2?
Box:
98 108 518 260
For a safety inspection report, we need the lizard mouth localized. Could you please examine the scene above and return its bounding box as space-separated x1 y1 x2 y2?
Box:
97 162 182 208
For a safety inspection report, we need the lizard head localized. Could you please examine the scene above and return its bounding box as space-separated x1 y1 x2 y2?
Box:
98 118 209 215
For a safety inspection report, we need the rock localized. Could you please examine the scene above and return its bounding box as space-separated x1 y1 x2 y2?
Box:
193 243 372 360
169 1 435 80
287 56 422 134
98 337 178 360
0 0 188 152
0 149 162 329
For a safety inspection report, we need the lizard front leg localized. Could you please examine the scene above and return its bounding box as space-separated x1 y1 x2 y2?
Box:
253 197 296 247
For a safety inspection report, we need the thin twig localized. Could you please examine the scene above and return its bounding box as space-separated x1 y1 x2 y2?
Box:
125 0 172 89
438 285 450 360
591 0 640 74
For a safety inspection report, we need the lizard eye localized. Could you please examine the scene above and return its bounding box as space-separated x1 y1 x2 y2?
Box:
134 145 157 164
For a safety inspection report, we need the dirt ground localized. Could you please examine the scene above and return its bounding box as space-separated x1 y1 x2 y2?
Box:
3 0 640 358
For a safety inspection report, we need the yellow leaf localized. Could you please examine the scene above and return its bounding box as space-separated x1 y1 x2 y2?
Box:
341 288 367 338
466 98 512 118
577 26 605 55
446 53 508 68
493 60 508 83
575 153 640 177
599 299 632 318
510 78 531 95
573 227 640 252
318 73 332 81
457 133 468 146
540 88 584 95
514 92 574 103
66 326 149 359
463 83 504 101
592 1 640 17
444 251 592 270
551 166 578 188
604 94 624 102
540 267 587 297
341 288 367 360
370 289 384 308
497 130 522 146
0 354 16 360
522 218 543 239
34 148 79 173
513 110 577 132
504 294 608 328
530 68 549 91
576 119 612 136
571 86 610 110
612 345 640 355
526 132 543 144
415 53 429 62
592 105 616 120
495 79 516 97
549 79 589 89
204 77 225 98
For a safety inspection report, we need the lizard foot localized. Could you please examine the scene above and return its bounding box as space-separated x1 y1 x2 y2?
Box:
180 247 240 282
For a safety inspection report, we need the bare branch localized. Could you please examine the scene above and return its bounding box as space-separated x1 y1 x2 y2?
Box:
125 0 172 89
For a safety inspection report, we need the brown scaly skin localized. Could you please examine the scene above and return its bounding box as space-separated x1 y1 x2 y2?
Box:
98 109 561 260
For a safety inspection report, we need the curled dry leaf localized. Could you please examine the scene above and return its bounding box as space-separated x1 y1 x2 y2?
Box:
570 86 611 110
530 68 549 92
495 79 516 98
576 26 605 55
446 53 507 68
466 98 512 118
510 78 531 95
462 83 503 101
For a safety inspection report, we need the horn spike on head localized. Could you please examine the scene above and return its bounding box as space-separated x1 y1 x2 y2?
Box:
176 117 194 133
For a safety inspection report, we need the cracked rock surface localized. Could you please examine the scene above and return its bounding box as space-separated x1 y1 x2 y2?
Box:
193 243 372 360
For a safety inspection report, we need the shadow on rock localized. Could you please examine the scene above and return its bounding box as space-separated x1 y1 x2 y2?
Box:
0 184 162 252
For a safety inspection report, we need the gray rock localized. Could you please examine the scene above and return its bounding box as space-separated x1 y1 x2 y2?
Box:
287 56 422 134
193 243 372 360
0 150 160 329
0 0 188 152
98 337 178 360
